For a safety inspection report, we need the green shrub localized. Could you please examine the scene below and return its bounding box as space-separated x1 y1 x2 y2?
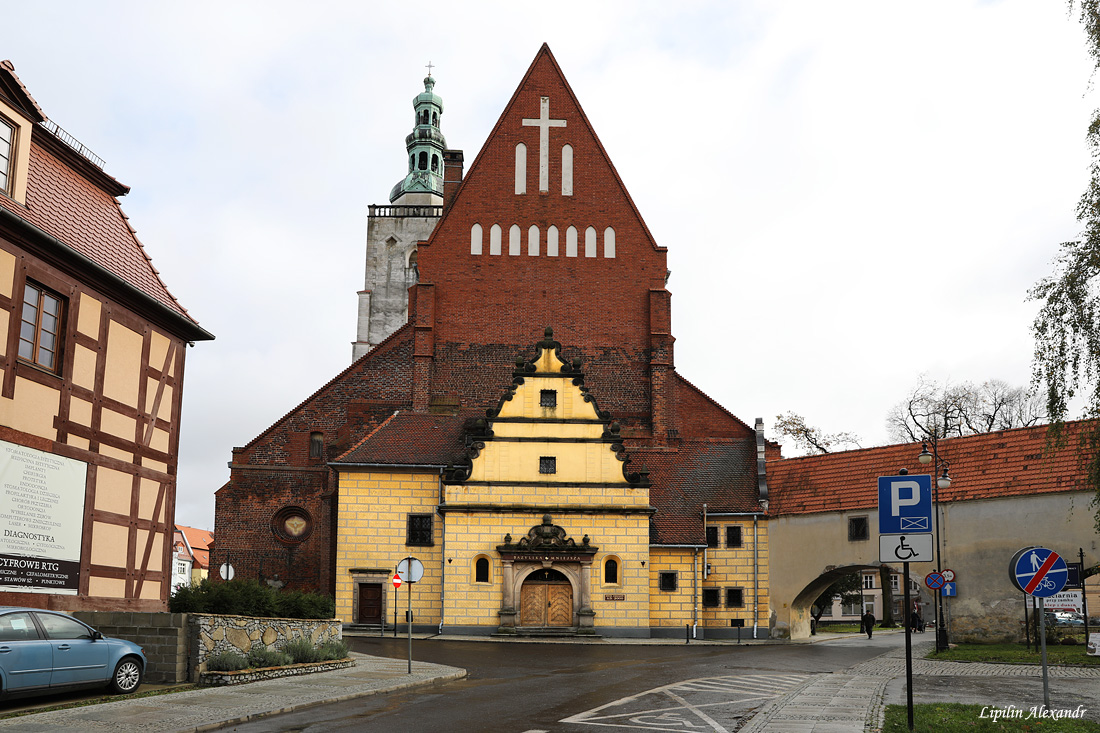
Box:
283 638 324 664
247 646 291 668
205 651 248 672
318 639 349 661
169 579 334 619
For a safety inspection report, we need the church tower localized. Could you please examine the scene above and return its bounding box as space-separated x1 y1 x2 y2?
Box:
352 71 461 360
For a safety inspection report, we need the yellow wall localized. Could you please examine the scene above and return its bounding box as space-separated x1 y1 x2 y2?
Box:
335 469 443 625
698 520 769 630
649 548 698 627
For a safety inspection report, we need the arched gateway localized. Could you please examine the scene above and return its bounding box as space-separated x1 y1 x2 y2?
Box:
497 515 598 634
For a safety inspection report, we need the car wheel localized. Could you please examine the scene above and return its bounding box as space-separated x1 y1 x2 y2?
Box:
108 657 143 694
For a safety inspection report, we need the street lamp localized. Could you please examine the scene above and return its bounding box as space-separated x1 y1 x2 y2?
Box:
918 439 952 652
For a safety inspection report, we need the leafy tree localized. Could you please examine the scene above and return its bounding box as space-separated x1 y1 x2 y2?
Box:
886 375 1045 445
1028 2 1100 529
774 412 861 454
810 572 863 631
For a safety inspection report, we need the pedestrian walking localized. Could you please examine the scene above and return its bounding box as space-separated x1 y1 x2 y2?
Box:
862 610 875 639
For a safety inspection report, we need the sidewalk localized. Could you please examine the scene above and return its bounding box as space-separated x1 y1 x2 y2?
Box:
0 652 466 732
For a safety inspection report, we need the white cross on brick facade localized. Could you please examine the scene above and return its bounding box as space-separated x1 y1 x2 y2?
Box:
522 96 567 193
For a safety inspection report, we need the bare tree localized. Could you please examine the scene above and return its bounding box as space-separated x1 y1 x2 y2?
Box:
886 375 1046 444
774 412 862 454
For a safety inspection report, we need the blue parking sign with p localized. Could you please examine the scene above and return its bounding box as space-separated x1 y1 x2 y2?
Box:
878 474 933 534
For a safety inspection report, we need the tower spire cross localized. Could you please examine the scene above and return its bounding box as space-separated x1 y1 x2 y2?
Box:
426 61 434 76
522 96 567 193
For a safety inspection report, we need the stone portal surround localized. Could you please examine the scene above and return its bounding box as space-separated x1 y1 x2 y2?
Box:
191 614 342 676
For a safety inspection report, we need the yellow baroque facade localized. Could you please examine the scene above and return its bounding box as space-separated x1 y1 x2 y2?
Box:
333 330 770 638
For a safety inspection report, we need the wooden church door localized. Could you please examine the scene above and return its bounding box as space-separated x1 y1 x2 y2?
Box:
357 583 383 624
519 569 573 626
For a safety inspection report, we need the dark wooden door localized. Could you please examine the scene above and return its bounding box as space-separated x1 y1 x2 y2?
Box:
358 583 383 624
519 572 573 627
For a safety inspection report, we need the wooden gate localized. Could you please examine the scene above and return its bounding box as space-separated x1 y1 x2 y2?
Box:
519 570 573 627
357 583 383 624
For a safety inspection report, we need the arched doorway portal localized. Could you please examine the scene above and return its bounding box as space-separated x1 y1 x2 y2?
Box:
519 568 573 627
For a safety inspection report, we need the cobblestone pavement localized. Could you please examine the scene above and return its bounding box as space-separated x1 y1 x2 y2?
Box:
739 638 1099 733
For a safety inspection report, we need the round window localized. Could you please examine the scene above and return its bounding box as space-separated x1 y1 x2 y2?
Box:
272 507 313 543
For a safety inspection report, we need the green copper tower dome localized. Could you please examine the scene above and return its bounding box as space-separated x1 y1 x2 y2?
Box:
389 74 447 202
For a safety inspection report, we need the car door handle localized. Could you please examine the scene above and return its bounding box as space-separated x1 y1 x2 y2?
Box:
56 644 71 651
0 647 10 653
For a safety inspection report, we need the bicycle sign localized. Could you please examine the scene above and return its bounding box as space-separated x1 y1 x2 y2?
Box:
1010 546 1068 598
879 533 934 563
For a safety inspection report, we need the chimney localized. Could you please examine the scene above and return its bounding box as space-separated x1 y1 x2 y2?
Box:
443 149 464 210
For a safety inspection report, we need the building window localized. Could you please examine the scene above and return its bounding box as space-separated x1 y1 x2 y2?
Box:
604 557 619 585
272 506 313 543
309 432 323 459
475 556 490 583
659 572 677 592
702 588 720 607
863 574 875 589
842 599 861 616
539 456 556 474
705 526 718 548
540 389 557 408
726 588 744 608
406 514 434 546
848 516 869 542
0 117 13 195
19 281 64 373
890 574 899 591
726 526 742 548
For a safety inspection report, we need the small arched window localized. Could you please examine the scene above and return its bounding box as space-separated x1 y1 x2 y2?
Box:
431 154 439 172
409 154 415 172
418 151 428 170
408 249 418 269
432 112 439 127
309 432 323 459
604 557 619 585
420 110 429 125
475 557 490 583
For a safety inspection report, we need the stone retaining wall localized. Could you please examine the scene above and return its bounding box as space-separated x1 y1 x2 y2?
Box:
190 614 342 678
200 658 354 686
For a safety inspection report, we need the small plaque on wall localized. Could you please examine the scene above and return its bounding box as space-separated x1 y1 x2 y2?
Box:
604 594 625 601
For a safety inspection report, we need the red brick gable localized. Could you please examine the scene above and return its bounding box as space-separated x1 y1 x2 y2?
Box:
767 420 1095 516
415 43 669 364
335 411 467 467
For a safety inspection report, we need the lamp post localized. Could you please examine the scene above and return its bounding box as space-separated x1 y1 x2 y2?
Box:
918 439 952 652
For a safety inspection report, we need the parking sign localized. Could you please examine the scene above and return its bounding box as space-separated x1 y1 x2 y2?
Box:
878 474 933 534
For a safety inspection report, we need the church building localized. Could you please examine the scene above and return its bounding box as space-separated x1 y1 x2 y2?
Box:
215 45 773 638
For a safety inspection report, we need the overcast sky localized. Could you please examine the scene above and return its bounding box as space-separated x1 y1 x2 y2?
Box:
4 1 1095 529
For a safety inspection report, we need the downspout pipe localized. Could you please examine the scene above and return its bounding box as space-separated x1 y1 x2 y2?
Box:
693 548 698 639
753 515 759 639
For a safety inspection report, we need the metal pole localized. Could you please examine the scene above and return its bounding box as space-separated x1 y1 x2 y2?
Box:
407 557 413 674
393 582 398 637
1023 591 1031 652
932 441 948 652
904 561 914 731
1081 548 1091 641
1038 596 1050 708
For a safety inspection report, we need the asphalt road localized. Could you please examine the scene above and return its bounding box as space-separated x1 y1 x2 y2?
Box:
212 634 893 733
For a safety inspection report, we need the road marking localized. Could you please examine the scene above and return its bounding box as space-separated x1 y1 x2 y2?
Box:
561 674 811 731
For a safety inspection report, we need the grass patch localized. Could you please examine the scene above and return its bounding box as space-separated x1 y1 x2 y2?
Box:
883 703 1100 732
929 642 1100 666
815 623 864 633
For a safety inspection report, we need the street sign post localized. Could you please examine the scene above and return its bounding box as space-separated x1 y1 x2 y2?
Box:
397 556 424 674
941 582 956 597
1009 546 1067 709
879 474 934 733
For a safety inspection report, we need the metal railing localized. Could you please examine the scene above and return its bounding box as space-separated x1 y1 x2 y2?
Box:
368 205 443 219
40 120 105 169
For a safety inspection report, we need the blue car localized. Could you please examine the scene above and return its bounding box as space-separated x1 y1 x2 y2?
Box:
0 607 145 698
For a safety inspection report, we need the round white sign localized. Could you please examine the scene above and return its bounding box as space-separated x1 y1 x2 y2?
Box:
219 563 235 581
396 557 425 583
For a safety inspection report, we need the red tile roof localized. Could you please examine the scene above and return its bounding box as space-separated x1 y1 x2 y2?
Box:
334 411 468 467
767 421 1094 516
636 439 762 545
0 62 208 339
177 524 213 569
